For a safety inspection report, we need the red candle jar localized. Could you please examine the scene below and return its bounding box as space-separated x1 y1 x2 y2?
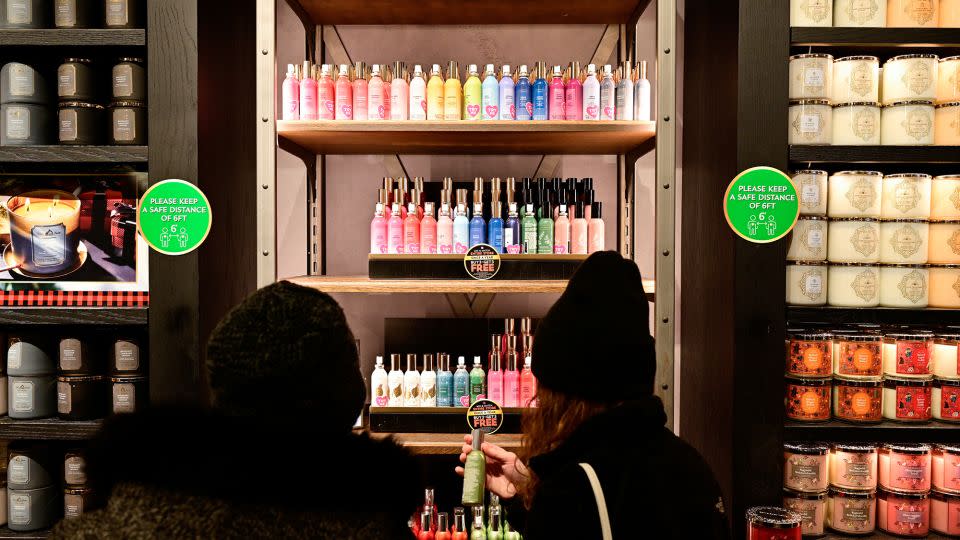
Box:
883 332 934 378
878 488 929 537
784 443 830 493
934 378 960 423
933 444 960 494
931 489 960 536
786 332 833 378
833 332 883 379
879 443 932 493
746 506 802 540
786 377 832 422
826 487 877 536
882 376 933 422
782 489 826 537
832 377 882 423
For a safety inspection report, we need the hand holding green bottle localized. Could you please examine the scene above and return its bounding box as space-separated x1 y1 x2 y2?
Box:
455 433 529 500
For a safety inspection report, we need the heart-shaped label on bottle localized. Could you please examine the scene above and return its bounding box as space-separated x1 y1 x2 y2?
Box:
407 243 420 254
603 106 614 119
396 244 404 254
421 100 427 113
427 245 437 254
455 242 468 254
378 105 385 118
379 245 388 254
467 104 480 117
526 102 534 115
375 396 388 406
325 101 334 113
553 245 568 254
486 105 498 118
460 396 470 407
509 104 516 118
341 104 353 117
440 244 453 254
586 105 598 118
507 245 522 254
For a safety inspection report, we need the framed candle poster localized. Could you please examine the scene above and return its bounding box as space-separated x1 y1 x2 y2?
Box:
0 173 148 307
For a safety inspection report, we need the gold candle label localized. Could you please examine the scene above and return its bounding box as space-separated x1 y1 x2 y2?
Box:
8 455 28 484
845 0 880 23
57 381 71 414
846 179 878 212
898 270 927 303
106 0 128 26
113 64 133 97
57 64 76 96
849 64 874 97
801 0 831 22
953 275 960 298
9 64 34 96
951 186 960 211
852 107 878 142
949 230 960 254
905 0 937 25
12 381 33 413
793 110 825 141
852 225 879 256
5 106 29 140
801 222 826 257
891 225 923 258
113 383 135 413
902 109 933 141
798 61 825 95
55 0 77 27
31 224 67 267
59 109 78 142
852 269 879 301
6 0 31 24
60 339 82 370
114 341 139 371
64 494 83 517
800 269 825 300
113 109 136 141
893 179 922 213
903 61 933 95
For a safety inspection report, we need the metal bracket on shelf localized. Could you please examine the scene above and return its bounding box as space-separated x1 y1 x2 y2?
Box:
445 293 496 318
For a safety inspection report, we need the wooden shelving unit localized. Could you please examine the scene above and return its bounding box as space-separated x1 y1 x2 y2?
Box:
785 421 960 444
0 308 148 326
0 527 50 539
278 120 656 156
787 307 960 326
368 431 523 456
792 27 960 47
0 146 148 164
0 418 101 441
0 28 145 46
790 146 960 164
288 275 656 298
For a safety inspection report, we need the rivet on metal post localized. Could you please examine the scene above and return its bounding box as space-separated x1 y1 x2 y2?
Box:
664 48 671 54
261 49 269 55
663 116 670 122
262 117 269 122
262 250 270 256
663 184 670 189
662 250 670 256
262 184 269 190
662 317 669 323
661 384 669 391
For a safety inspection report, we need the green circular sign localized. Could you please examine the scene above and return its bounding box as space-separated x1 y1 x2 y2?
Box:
723 167 799 243
137 179 212 255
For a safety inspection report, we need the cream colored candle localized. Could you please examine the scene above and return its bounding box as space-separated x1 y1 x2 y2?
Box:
879 264 929 307
834 0 887 25
936 102 960 145
882 333 934 378
880 220 929 264
888 0 940 26
942 0 960 26
833 103 881 145
828 219 880 263
790 54 833 100
789 217 829 261
792 170 829 216
829 264 880 306
792 0 834 25
5 190 82 276
933 335 960 379
882 377 934 421
932 175 960 220
937 57 960 103
829 171 883 218
929 265 960 307
882 173 932 219
929 222 960 263
883 55 938 104
790 100 833 145
833 56 880 104
881 101 935 145
787 261 828 306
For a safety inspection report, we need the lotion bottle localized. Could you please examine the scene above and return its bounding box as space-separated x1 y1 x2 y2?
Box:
537 202 554 254
553 203 570 254
532 62 549 120
427 64 445 120
463 64 482 120
334 64 352 120
515 64 532 121
300 61 318 120
481 63 499 120
488 201 504 253
520 355 537 407
420 201 437 254
437 202 454 254
503 347 520 408
487 349 503 405
600 64 616 120
317 64 335 120
444 61 462 121
387 353 404 406
352 61 368 121
453 203 470 254
404 353 421 407
582 63 600 120
504 202 521 254
371 355 388 407
615 62 634 120
522 203 538 254
469 202 486 247
370 202 387 254
571 201 588 254
588 201 605 253
635 60 651 121
391 61 409 120
281 64 300 120
410 64 427 120
469 356 486 404
454 356 470 407
461 429 486 505
437 354 454 407
420 354 437 407
499 65 514 120
548 65 565 120
367 64 386 120
565 61 583 120
387 202 403 254
404 202 421 254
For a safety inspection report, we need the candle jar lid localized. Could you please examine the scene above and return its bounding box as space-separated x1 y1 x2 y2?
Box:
836 55 880 62
882 442 931 454
117 57 144 64
790 99 831 106
941 56 960 62
788 331 833 340
786 376 831 387
62 58 92 64
58 101 104 110
57 375 104 382
886 173 933 180
110 100 145 108
790 53 834 60
837 333 881 341
783 488 827 500
110 375 146 383
936 379 960 389
830 217 879 223
829 487 877 499
887 54 939 62
786 260 827 266
935 175 960 181
884 332 934 341
784 442 830 455
834 376 882 388
792 169 828 175
879 487 929 500
746 506 803 528
835 170 884 177
936 334 960 343
830 262 879 267
834 102 880 108
64 486 93 496
883 376 934 389
932 489 960 502
881 263 930 269
928 220 960 224
834 443 878 453
936 101 960 109
879 218 928 223
797 215 828 221
884 100 935 107
936 443 960 455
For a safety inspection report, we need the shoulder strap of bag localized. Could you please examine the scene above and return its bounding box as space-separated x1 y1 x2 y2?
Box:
578 462 612 540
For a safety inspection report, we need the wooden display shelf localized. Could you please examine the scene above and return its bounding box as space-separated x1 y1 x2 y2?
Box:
278 120 656 155
0 308 148 326
369 254 587 281
0 418 101 441
821 533 951 540
784 420 960 444
792 27 960 47
289 275 656 298
0 29 145 46
0 145 148 163
289 0 652 24
369 406 525 434
787 306 960 326
0 528 49 539
790 145 960 164
368 431 523 455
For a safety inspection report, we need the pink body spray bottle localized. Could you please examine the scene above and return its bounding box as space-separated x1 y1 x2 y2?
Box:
335 64 353 120
420 202 438 254
370 203 387 254
352 62 368 121
548 65 565 120
317 64 335 120
387 202 403 254
281 64 299 120
299 61 318 120
437 202 454 254
564 62 583 121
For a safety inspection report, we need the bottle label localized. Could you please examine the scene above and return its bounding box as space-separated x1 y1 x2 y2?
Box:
58 380 71 413
31 223 67 267
9 455 29 484
896 340 931 375
6 0 31 24
113 382 135 413
115 340 140 371
113 64 133 97
12 380 34 412
553 244 568 254
5 105 29 140
113 108 136 142
59 109 78 142
55 0 76 26
65 456 86 485
58 64 77 96
10 64 34 96
896 385 931 419
65 493 83 517
105 0 128 26
10 493 31 525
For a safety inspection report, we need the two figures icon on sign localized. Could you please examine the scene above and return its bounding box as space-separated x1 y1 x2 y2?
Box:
160 227 190 249
747 215 777 237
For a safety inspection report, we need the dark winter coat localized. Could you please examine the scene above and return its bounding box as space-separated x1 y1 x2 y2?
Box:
49 408 423 539
522 397 731 540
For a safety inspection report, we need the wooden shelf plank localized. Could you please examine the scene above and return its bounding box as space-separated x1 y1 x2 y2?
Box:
787 306 960 326
368 431 523 455
0 418 101 441
278 120 656 155
790 145 960 164
0 145 148 163
0 528 49 539
0 29 145 46
784 420 960 444
0 308 148 325
291 0 652 24
792 27 960 47
288 275 656 297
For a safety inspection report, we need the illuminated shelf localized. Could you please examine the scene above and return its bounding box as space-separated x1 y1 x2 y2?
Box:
0 145 147 163
0 418 102 441
368 431 523 456
0 28 144 46
0 308 148 325
289 275 656 298
785 420 960 444
792 27 960 47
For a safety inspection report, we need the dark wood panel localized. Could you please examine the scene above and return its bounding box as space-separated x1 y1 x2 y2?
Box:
0 528 49 539
792 27 960 47
788 306 960 326
790 146 960 164
0 418 101 440
785 420 960 444
0 146 148 163
0 308 147 325
0 29 144 46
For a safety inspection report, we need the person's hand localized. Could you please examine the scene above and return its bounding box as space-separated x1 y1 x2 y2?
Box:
455 433 529 500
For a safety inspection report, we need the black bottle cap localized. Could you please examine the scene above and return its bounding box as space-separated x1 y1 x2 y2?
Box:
550 178 561 193
584 178 594 191
585 187 595 205
542 202 553 218
575 201 585 219
522 177 532 190
592 201 601 219
558 189 568 205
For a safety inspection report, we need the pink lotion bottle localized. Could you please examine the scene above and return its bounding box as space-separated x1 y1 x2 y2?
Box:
564 61 583 121
382 64 392 121
404 202 421 254
352 61 368 120
548 65 565 120
387 202 403 254
370 202 387 254
487 348 504 406
437 202 454 254
503 348 519 407
317 64 335 120
391 61 409 120
300 61 318 120
519 356 537 407
553 204 571 254
421 201 438 254
409 64 427 121
588 202 605 253
571 202 588 254
281 64 300 120
335 64 352 120
367 64 385 120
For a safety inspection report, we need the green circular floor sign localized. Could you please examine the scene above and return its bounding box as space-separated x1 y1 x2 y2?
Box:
138 179 212 255
724 167 799 243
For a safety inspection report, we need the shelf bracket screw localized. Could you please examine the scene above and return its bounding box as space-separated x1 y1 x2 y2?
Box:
262 117 268 122
661 384 669 391
662 317 669 323
662 250 670 256
663 184 670 189
664 48 671 54
663 116 670 122
262 250 270 256
261 184 269 190
261 49 269 55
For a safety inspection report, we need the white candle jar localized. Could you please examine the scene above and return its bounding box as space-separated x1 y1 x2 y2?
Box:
938 57 960 103
787 261 828 306
935 102 960 145
792 170 829 216
944 0 960 26
888 0 939 26
829 171 883 218
929 265 960 308
929 222 960 264
934 335 960 379
833 102 881 145
881 101 935 145
834 56 880 105
792 0 834 25
829 263 880 306
880 220 929 264
790 54 833 100
790 100 832 145
834 0 886 25
883 55 938 104
932 175 960 220
788 216 829 261
879 264 929 307
881 173 932 220
828 218 880 263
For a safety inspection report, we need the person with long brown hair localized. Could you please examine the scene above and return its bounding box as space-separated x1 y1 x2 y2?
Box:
457 251 730 539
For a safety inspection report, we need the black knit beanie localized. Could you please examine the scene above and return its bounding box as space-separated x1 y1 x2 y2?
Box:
532 251 656 401
205 281 364 430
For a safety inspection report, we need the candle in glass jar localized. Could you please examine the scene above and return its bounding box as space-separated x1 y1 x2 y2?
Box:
791 0 833 26
786 332 833 378
828 219 880 263
828 171 882 218
833 376 883 423
881 173 932 220
933 379 960 422
939 57 960 103
4 190 82 276
829 263 880 307
882 333 934 378
786 377 832 422
888 0 939 26
879 264 929 308
879 220 929 264
882 377 934 422
931 490 960 536
787 261 828 305
833 332 883 378
833 102 881 145
783 490 826 537
878 488 930 537
934 334 960 379
789 100 832 145
933 445 960 493
834 56 880 105
834 0 886 25
789 54 833 100
791 170 828 216
943 0 960 26
930 265 960 308
932 175 960 220
826 487 877 535
883 55 939 104
784 443 831 492
929 222 960 263
935 102 960 145
880 443 932 492
787 216 828 261
881 101 935 145
830 444 879 490
747 506 802 540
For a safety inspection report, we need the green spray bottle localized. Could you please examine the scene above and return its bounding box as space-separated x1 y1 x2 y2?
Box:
469 356 486 404
470 505 486 540
461 428 486 506
537 202 554 254
521 204 538 254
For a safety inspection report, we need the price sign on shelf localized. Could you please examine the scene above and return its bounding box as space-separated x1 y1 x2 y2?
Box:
723 166 799 243
138 179 212 255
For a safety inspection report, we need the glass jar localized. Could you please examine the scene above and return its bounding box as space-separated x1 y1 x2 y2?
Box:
880 443 932 492
57 58 96 102
8 484 60 532
9 375 56 419
931 489 960 536
826 487 876 535
932 175 960 220
828 264 880 307
879 264 929 308
791 0 833 26
787 216 828 261
944 0 960 26
881 173 932 220
787 261 828 306
105 0 142 28
934 334 960 379
1 62 48 105
791 170 828 216
833 332 883 378
933 445 960 493
786 377 832 422
830 444 879 490
58 338 91 375
882 333 934 378
833 377 883 423
930 265 960 307
933 378 960 422
879 220 929 264
883 55 939 103
55 0 97 28
828 171 882 218
64 486 95 519
882 376 933 422
833 102 880 145
789 99 832 145
58 102 106 145
828 219 880 263
833 56 880 105
881 101 935 145
789 54 833 100
834 0 886 26
936 101 960 145
109 100 146 145
783 489 827 537
747 506 802 540
786 331 833 378
111 375 147 414
938 56 960 103
887 0 940 27
929 221 960 263
0 0 47 28
112 57 145 101
878 488 930 537
1 104 50 146
112 338 142 375
8 446 54 490
784 442 830 492
57 375 107 421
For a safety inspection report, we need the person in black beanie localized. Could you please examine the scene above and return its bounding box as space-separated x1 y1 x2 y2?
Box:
50 281 422 539
457 251 730 539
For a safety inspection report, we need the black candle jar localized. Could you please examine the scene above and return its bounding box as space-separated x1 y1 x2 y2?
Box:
111 375 146 414
57 375 108 420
